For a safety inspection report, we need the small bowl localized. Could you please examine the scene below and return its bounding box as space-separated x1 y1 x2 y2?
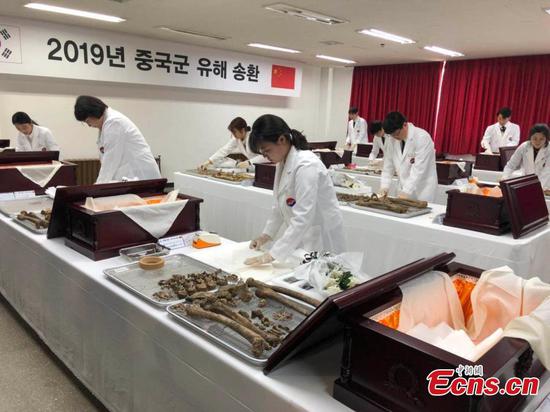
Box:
139 256 165 270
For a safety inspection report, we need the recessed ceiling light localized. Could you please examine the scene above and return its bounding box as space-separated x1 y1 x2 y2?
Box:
157 27 228 41
24 2 125 23
316 55 356 64
248 43 301 54
424 45 464 57
264 3 348 25
543 7 550 15
357 29 416 44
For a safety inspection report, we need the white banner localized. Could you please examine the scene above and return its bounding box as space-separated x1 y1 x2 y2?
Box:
0 16 302 97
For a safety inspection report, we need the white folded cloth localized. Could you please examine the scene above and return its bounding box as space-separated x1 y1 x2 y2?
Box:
117 200 188 239
16 161 63 187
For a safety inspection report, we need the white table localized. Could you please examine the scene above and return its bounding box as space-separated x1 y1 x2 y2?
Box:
0 215 349 412
175 172 550 281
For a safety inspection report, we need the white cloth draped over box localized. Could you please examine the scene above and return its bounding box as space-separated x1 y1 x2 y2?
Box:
0 214 351 412
174 172 550 281
15 161 63 187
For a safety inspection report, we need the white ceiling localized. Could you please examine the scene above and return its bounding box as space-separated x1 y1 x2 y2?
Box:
2 0 550 66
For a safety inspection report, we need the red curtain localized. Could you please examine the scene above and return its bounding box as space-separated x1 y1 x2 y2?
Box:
435 54 550 154
349 62 443 138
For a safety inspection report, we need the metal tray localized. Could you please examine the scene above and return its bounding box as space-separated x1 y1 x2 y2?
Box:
0 196 53 218
166 290 312 366
12 215 48 234
119 243 170 261
184 169 254 185
349 203 432 218
104 254 232 307
335 187 372 206
338 167 381 177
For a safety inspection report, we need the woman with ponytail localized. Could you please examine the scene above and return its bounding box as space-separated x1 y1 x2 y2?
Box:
199 117 269 170
244 114 346 266
12 111 60 152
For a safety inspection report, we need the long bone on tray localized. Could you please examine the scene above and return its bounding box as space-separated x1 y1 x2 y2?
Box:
246 278 321 307
254 287 312 317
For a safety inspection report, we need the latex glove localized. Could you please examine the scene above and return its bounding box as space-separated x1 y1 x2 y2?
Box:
198 160 212 171
249 234 272 250
398 193 410 199
480 141 487 150
236 160 251 169
244 252 274 266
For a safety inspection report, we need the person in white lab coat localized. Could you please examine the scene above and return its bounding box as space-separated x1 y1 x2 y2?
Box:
380 112 438 202
198 117 268 170
480 107 520 153
367 121 388 160
12 112 60 152
244 114 346 266
74 96 161 184
345 107 368 150
502 123 550 188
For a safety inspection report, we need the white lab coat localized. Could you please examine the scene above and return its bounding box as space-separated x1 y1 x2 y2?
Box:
16 125 60 152
96 108 161 184
262 146 346 262
481 122 520 153
345 117 368 146
368 134 389 160
209 133 268 165
503 141 550 188
381 123 438 202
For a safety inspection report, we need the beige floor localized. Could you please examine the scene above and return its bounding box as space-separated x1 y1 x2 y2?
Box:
0 295 106 412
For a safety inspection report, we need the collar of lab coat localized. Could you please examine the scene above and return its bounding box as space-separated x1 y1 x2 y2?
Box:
398 123 416 162
27 125 38 140
527 143 549 167
277 145 299 194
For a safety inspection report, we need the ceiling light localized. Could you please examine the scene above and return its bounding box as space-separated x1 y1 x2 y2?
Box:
24 3 125 22
157 27 228 41
248 43 301 54
544 7 550 15
316 55 356 64
358 29 415 44
424 45 464 57
264 3 348 25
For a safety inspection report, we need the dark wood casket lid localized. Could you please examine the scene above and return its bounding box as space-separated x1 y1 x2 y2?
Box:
0 139 10 148
308 141 337 150
501 174 549 238
263 252 456 374
0 151 60 164
355 143 373 158
47 179 168 239
499 145 518 169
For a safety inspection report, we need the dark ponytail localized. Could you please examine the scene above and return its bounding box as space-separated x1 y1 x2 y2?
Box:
249 114 308 154
227 117 251 133
12 111 39 126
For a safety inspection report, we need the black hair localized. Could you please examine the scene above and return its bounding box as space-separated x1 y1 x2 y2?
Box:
529 123 550 147
497 107 512 118
227 117 251 133
12 111 38 126
248 114 308 154
348 107 359 115
368 120 383 135
74 96 108 121
382 112 407 135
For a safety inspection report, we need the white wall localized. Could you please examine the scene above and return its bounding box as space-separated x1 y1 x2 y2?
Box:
0 65 353 179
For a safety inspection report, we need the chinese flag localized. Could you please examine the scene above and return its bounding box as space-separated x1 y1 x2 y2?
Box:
271 65 296 89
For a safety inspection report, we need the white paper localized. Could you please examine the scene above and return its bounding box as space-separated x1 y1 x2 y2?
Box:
117 200 188 239
15 161 62 187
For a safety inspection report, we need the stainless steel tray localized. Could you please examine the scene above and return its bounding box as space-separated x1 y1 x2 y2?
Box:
0 196 53 218
349 203 432 218
335 187 372 206
119 243 170 261
104 254 231 307
184 169 254 185
12 215 48 234
338 168 381 176
166 290 311 366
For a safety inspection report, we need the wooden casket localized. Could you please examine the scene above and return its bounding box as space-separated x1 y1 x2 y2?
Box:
254 163 276 190
475 146 518 171
0 151 76 194
318 150 353 169
47 179 203 260
443 175 548 238
436 160 474 185
332 252 545 412
0 139 10 148
308 141 337 151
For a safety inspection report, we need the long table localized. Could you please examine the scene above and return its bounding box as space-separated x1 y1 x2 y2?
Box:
0 214 349 412
174 172 550 281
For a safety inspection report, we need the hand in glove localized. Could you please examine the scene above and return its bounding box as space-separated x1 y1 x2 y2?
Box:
236 160 251 169
244 252 274 266
198 160 212 171
249 234 271 250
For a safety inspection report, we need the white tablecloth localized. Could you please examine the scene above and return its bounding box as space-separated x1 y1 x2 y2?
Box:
0 215 349 412
175 172 550 281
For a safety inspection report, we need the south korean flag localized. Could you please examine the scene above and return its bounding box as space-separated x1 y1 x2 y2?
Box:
0 24 22 64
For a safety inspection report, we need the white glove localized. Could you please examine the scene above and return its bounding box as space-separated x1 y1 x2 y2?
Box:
199 160 212 171
249 234 272 250
244 252 274 266
237 160 251 169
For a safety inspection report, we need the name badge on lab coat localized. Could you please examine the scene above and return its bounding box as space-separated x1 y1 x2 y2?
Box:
286 197 296 207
